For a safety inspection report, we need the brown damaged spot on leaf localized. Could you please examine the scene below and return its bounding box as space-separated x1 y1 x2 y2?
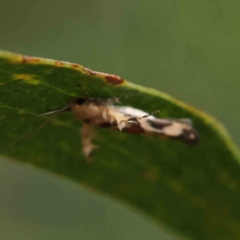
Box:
13 74 40 85
21 56 41 64
105 74 124 85
85 67 125 85
55 61 65 67
71 63 80 68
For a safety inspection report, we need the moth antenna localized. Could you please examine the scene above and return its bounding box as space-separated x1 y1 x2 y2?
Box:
9 102 71 147
35 103 72 118
139 110 160 119
10 114 57 147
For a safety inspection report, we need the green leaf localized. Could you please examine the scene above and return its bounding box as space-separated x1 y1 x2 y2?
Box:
0 50 240 240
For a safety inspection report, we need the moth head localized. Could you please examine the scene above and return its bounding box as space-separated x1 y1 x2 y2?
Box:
74 97 86 105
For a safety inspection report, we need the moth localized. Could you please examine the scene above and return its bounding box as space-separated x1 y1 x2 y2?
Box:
40 96 199 159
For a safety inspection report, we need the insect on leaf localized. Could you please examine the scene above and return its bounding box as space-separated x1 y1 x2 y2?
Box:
0 50 240 240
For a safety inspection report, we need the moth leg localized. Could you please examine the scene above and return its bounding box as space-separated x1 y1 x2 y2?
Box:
80 123 98 161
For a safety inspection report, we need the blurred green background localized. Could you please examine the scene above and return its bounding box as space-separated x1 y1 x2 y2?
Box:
0 0 239 239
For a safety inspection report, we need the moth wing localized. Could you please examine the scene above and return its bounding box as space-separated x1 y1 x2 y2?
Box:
145 118 199 145
174 118 193 126
116 106 155 119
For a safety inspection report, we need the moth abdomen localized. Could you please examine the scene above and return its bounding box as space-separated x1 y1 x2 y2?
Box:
176 128 199 145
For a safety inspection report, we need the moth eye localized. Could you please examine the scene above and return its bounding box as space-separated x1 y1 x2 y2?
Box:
75 97 86 105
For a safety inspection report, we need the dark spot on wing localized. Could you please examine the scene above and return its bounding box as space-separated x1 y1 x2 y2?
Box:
122 123 144 134
84 119 91 124
147 119 172 130
175 128 200 145
148 119 199 145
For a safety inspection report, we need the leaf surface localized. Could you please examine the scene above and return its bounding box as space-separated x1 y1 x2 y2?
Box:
0 50 240 240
